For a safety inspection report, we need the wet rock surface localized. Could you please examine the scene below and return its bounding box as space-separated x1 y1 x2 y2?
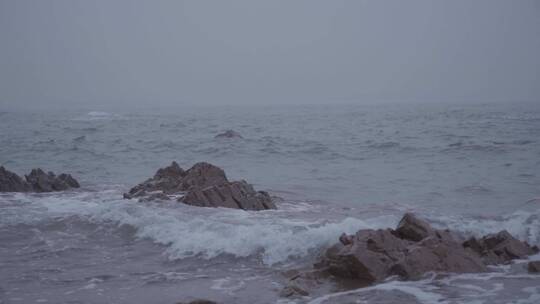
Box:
281 213 538 298
124 161 276 210
528 261 540 273
463 230 539 265
0 166 80 193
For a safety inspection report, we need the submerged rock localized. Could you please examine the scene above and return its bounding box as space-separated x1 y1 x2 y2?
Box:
528 261 540 273
282 213 537 297
175 300 218 304
124 161 276 211
214 130 243 139
0 166 80 193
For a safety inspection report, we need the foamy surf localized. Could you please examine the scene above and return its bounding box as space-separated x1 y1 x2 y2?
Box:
1 190 384 265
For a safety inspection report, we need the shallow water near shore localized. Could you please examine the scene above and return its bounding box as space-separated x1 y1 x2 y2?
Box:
1 102 540 303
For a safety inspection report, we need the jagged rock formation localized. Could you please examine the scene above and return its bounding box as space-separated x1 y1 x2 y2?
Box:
124 162 276 211
0 166 80 193
282 213 539 297
463 230 539 265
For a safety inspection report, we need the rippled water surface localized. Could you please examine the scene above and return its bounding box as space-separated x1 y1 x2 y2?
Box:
1 102 540 303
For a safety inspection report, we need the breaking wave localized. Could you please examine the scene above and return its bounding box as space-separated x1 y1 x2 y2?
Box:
2 190 539 266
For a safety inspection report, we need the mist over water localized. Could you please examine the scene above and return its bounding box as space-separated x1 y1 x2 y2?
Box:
1 102 540 303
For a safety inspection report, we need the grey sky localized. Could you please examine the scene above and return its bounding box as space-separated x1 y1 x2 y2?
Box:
1 0 539 108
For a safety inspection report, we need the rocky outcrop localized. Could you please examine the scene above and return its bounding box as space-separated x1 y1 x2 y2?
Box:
0 166 32 192
281 213 538 297
463 230 539 265
0 166 80 193
124 161 276 211
214 130 243 139
182 180 275 210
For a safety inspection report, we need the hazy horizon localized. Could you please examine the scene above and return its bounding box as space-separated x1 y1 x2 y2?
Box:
1 0 539 109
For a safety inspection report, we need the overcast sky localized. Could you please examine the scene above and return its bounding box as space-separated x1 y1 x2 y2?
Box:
1 0 539 109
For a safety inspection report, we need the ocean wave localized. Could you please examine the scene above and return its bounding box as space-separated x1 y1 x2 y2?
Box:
428 209 540 245
2 190 540 266
0 191 377 265
71 112 124 121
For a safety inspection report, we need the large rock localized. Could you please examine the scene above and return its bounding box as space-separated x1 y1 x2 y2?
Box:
395 212 436 241
317 222 486 285
25 169 80 192
285 213 537 297
124 161 276 211
181 180 275 210
463 230 539 264
124 161 186 197
0 166 32 192
0 166 80 193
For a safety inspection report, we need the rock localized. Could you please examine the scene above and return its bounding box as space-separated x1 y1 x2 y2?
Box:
215 130 243 139
125 161 186 197
73 135 86 142
315 214 531 287
0 166 80 193
463 230 539 264
339 233 353 245
175 300 217 304
281 213 539 298
124 161 276 211
528 261 540 273
280 285 309 297
0 166 32 192
390 231 486 279
395 212 436 241
25 168 75 192
180 180 276 210
317 229 412 284
180 162 228 190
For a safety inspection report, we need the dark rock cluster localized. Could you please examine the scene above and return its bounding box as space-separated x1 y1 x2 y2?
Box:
0 166 80 193
282 213 539 297
124 162 276 211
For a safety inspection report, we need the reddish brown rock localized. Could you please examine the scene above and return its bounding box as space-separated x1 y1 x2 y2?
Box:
463 230 539 264
395 212 436 242
307 213 533 292
180 180 275 210
124 161 276 211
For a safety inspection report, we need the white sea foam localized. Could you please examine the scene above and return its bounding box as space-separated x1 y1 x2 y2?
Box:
429 210 540 245
308 277 446 304
2 189 540 266
71 111 123 121
0 191 378 265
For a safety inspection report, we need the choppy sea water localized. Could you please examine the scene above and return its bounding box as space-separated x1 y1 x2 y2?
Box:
1 102 540 304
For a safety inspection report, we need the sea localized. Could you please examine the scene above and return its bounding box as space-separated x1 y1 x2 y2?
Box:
1 102 540 304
